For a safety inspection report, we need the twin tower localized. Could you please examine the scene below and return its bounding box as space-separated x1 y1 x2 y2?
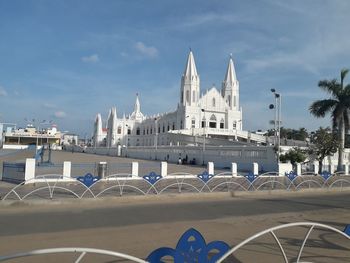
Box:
180 50 240 111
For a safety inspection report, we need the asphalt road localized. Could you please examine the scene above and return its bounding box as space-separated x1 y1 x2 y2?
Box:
0 191 349 262
1 191 349 236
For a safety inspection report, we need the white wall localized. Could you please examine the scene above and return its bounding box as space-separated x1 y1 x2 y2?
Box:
66 145 277 172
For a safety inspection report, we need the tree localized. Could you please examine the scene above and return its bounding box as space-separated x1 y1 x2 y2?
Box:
309 68 350 171
308 127 338 174
279 148 307 168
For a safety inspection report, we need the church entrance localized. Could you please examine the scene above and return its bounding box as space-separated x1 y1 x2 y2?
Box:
209 114 217 128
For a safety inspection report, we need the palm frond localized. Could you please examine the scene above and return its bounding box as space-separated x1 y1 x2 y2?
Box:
309 99 337 118
318 79 341 98
341 68 349 87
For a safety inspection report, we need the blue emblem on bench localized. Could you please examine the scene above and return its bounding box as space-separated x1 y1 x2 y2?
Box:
285 171 298 181
197 171 214 183
244 172 258 183
147 228 230 263
320 171 331 180
143 172 162 185
77 173 101 187
344 225 350 236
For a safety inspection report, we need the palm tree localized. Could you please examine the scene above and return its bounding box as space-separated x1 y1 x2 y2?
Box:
309 69 350 171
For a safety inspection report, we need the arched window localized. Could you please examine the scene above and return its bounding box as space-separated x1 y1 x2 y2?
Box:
186 90 190 104
192 91 196 102
209 114 217 128
201 117 206 128
212 98 216 107
228 95 231 107
191 118 196 128
117 126 122 134
220 119 225 129
136 127 140 135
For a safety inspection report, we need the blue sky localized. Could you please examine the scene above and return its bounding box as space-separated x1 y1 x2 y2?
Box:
0 0 350 136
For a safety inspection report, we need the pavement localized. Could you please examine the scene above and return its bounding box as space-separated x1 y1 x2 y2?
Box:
0 190 349 262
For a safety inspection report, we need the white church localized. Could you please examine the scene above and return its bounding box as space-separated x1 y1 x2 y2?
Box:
93 51 265 148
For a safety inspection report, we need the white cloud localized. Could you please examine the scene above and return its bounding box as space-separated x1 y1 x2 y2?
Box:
54 111 66 118
81 54 99 63
0 86 7 96
135 42 158 58
43 103 57 109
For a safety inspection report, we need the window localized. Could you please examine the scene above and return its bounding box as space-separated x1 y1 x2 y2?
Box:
212 98 216 107
127 128 131 135
167 125 170 131
163 125 165 133
117 126 122 134
220 119 224 129
233 121 237 129
180 120 183 129
191 118 195 128
192 91 196 102
209 114 217 128
228 95 231 107
136 127 140 135
158 126 160 133
234 96 236 107
146 128 149 135
201 118 206 128
172 122 175 130
186 90 190 104
181 92 183 103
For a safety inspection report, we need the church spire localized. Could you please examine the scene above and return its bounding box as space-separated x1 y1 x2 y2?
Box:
134 93 140 113
183 50 198 78
222 54 239 110
130 93 144 120
180 50 200 107
223 55 237 85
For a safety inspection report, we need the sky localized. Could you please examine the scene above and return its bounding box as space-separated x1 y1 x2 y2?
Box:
0 0 350 136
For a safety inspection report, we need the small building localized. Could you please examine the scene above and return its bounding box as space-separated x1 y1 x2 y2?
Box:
2 124 61 148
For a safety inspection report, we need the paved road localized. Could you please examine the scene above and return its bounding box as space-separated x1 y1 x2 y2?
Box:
1 191 349 236
0 191 349 262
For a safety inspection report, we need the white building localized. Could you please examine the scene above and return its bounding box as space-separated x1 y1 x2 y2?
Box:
93 51 265 148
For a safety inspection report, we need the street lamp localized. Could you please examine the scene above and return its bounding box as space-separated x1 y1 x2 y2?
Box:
269 89 282 160
201 109 206 165
154 118 159 160
125 124 129 155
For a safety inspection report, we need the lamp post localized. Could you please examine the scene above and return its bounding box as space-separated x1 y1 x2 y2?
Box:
269 89 282 160
125 124 129 156
154 118 158 160
201 109 206 165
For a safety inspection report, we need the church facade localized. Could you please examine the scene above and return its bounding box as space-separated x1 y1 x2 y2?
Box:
93 51 245 148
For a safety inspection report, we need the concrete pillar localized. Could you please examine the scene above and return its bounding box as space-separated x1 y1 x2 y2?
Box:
278 163 293 176
329 164 335 174
117 145 122 156
63 161 71 177
161 162 167 177
207 162 214 175
345 165 349 175
25 158 36 182
132 162 139 177
296 163 302 176
313 161 319 175
252 163 259 175
231 163 237 177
